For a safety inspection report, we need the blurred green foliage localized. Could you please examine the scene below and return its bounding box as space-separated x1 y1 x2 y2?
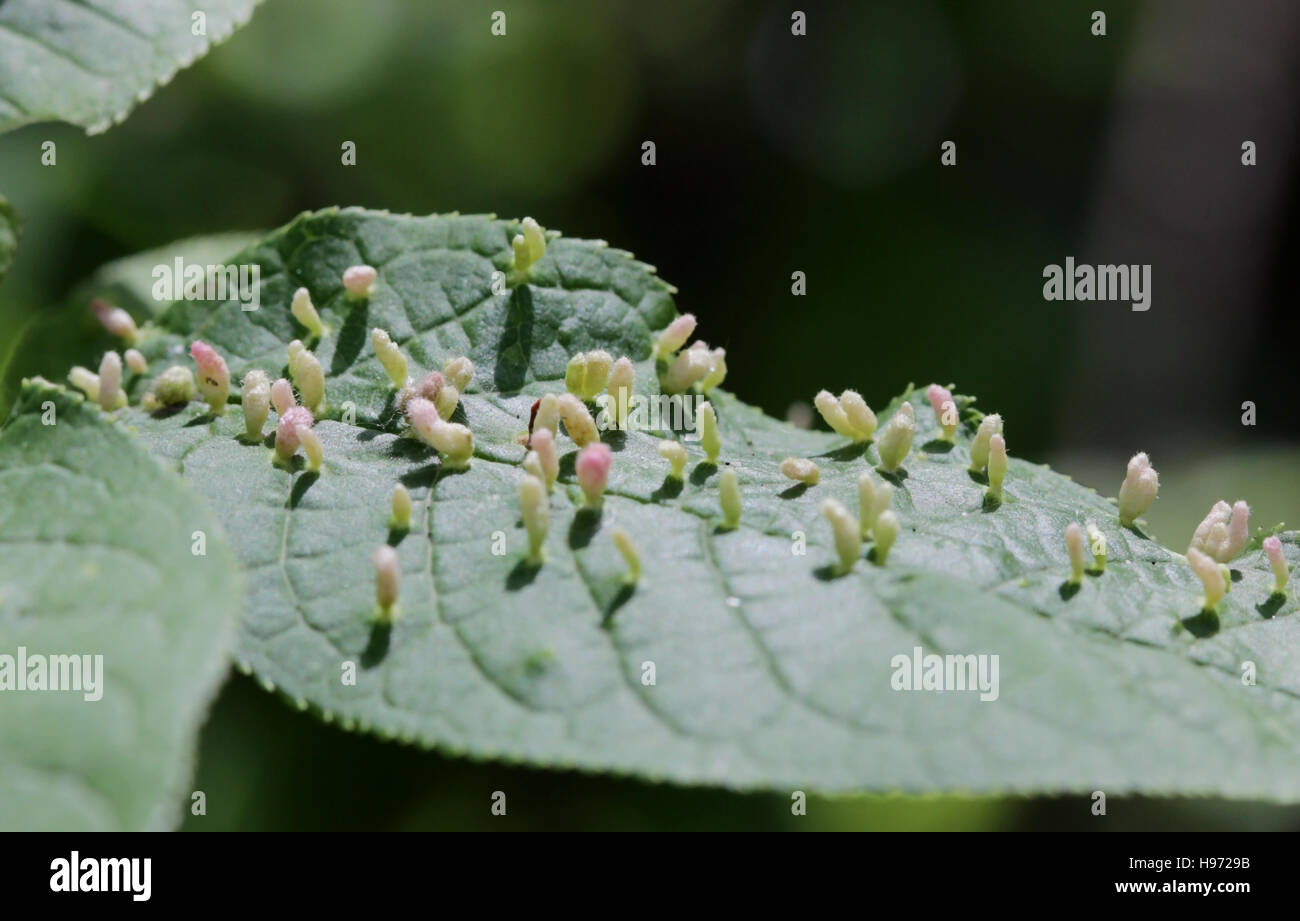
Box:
1 0 1296 829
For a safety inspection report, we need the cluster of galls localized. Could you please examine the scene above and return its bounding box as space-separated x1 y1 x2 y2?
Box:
1060 453 1292 612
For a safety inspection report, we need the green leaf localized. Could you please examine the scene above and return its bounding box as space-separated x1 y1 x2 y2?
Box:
101 209 1300 797
0 380 241 829
0 194 18 283
0 0 262 135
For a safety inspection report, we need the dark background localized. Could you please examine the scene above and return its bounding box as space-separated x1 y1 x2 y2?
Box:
1 0 1297 829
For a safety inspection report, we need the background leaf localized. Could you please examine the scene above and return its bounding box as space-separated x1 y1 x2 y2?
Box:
0 380 241 829
102 209 1300 798
0 0 262 135
0 194 17 283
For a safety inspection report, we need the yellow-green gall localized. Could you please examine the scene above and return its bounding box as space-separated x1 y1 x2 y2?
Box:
391 483 413 531
97 352 125 411
558 393 600 446
606 357 635 429
241 369 271 439
68 366 100 402
533 393 560 436
612 527 641 584
443 356 474 391
299 425 324 472
658 440 688 479
371 328 409 388
969 414 1003 472
821 498 861 575
288 340 325 413
519 473 549 564
698 400 721 463
779 456 820 485
719 467 742 529
1187 546 1227 610
373 545 400 622
565 350 613 401
152 365 196 407
876 403 915 471
291 287 326 338
873 510 899 564
124 349 148 374
1065 522 1087 585
986 434 1007 503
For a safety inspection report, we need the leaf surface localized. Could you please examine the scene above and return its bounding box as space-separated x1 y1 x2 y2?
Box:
103 209 1300 797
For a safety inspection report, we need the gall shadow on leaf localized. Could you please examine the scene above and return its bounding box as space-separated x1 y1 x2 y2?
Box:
288 471 319 508
376 389 404 430
981 493 1001 513
183 411 218 427
651 475 684 501
1179 608 1220 638
1257 593 1286 619
967 468 989 486
386 435 433 460
557 450 577 480
148 402 188 420
1122 522 1153 540
330 299 370 376
600 583 636 626
1229 569 1243 583
493 285 534 393
921 439 954 454
399 461 440 490
568 507 602 549
778 482 809 500
813 563 843 581
877 468 908 487
689 461 717 486
602 429 627 451
1057 581 1081 601
819 442 867 462
386 525 409 546
506 559 541 591
360 622 391 668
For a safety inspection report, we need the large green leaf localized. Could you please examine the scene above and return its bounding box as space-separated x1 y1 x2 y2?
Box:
101 208 1300 797
0 380 241 829
0 0 262 135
